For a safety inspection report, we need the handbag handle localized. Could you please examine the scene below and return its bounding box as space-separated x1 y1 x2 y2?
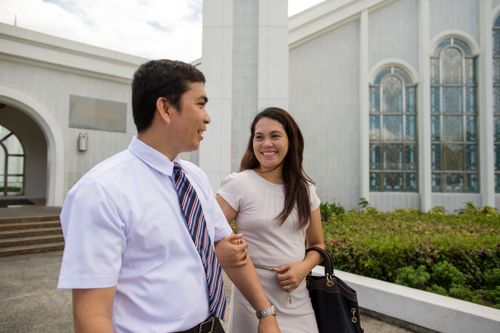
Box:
306 246 335 275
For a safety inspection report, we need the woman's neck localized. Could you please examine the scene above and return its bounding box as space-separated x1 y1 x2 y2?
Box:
255 165 284 184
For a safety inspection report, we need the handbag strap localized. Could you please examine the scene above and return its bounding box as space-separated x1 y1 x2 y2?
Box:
306 246 335 275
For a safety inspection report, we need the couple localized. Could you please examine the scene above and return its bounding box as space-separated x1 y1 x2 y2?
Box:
58 59 324 333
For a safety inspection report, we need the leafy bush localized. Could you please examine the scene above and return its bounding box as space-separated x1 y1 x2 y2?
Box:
320 202 345 221
320 202 333 221
358 197 369 210
431 261 465 289
395 265 430 289
322 203 500 308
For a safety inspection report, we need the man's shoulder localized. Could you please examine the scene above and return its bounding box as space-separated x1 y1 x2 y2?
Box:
70 150 135 191
178 159 207 180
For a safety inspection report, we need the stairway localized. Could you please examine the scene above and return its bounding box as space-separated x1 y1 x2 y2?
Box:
0 215 64 256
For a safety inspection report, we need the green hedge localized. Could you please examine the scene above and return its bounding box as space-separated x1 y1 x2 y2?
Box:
321 202 500 309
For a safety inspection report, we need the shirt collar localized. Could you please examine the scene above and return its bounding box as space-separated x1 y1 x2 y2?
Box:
128 136 178 176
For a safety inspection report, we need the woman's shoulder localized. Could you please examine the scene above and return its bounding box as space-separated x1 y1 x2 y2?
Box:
221 169 255 186
307 181 318 193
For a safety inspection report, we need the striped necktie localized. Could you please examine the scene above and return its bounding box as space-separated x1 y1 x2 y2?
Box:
172 162 226 319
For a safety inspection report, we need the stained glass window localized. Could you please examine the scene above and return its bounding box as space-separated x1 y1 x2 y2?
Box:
0 126 25 196
369 66 417 192
495 18 500 192
431 37 479 192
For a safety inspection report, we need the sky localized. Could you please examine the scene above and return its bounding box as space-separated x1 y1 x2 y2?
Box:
0 0 325 62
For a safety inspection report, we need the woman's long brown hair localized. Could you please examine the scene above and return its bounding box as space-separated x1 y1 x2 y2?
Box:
240 107 313 228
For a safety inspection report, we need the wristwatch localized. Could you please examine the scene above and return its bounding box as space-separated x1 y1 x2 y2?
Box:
255 304 276 319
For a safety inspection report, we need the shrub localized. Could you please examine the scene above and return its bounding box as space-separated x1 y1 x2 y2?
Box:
320 202 345 221
358 197 369 210
323 203 500 308
395 265 430 289
431 261 465 289
320 202 332 221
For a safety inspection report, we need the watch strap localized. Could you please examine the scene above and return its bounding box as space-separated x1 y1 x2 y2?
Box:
255 304 276 319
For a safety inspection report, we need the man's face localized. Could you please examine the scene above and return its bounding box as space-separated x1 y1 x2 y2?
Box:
169 82 210 154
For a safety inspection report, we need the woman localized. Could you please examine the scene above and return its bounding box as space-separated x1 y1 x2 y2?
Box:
216 107 324 333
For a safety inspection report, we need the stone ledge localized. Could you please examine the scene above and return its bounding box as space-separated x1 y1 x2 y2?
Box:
312 266 500 333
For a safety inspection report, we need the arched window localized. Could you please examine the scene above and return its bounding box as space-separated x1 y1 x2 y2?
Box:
430 37 478 192
0 126 25 196
369 66 418 192
494 17 500 192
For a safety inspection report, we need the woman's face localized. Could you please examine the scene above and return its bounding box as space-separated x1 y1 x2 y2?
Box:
252 117 289 172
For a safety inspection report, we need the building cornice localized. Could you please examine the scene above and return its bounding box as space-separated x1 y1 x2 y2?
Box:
288 0 395 49
0 23 147 83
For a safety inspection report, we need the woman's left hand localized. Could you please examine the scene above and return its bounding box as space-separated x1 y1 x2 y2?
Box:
274 262 310 293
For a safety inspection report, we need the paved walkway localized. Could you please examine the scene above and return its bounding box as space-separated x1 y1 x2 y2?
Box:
0 252 414 333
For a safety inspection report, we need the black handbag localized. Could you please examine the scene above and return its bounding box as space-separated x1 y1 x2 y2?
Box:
306 247 364 333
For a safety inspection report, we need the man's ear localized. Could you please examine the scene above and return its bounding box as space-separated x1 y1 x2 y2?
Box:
155 97 172 124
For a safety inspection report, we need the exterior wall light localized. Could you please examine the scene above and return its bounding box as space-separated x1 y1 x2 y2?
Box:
77 132 88 152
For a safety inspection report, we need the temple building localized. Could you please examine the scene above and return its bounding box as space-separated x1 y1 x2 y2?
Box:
0 0 498 211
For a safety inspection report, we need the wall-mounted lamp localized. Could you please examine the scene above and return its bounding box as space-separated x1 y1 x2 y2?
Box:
78 132 88 152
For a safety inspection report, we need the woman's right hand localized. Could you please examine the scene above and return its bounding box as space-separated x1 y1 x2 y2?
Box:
274 261 310 293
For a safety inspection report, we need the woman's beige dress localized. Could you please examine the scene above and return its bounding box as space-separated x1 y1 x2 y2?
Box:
218 170 320 333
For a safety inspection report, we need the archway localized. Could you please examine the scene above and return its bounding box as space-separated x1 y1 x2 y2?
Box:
0 124 25 197
0 103 47 206
0 88 64 206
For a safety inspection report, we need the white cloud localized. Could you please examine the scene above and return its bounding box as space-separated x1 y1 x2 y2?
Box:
289 0 324 16
0 0 324 61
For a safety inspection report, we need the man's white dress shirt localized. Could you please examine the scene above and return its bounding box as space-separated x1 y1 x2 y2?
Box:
58 137 232 333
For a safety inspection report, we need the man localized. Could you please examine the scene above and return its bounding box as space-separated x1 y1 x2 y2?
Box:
58 59 280 333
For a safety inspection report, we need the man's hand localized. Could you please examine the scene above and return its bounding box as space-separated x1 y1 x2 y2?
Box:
258 315 281 333
214 233 248 267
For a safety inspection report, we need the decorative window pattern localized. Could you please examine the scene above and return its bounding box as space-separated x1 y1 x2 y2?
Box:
0 126 25 196
370 66 417 192
430 38 479 192
494 17 500 192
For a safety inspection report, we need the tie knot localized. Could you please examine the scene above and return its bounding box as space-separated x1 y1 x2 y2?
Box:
173 162 182 180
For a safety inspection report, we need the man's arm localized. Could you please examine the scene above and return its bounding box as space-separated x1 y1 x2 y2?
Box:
215 194 280 333
222 259 281 333
72 287 116 333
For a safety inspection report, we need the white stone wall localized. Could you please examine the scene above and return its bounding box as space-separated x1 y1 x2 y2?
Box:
369 0 419 72
290 20 360 209
1 22 146 205
431 193 482 212
430 0 479 43
288 0 499 211
370 193 420 210
0 59 135 199
231 0 259 171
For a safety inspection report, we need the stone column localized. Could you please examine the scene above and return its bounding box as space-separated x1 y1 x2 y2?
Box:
200 0 289 188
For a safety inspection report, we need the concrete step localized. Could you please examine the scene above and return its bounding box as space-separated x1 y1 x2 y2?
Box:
0 209 63 256
0 234 64 247
0 215 60 223
0 220 61 231
0 242 64 257
0 227 62 239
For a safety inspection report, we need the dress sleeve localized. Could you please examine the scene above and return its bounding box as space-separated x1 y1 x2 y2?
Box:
309 184 321 211
57 180 126 289
217 173 241 212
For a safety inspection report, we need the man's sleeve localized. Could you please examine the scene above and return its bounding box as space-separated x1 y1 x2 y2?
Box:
58 181 126 289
